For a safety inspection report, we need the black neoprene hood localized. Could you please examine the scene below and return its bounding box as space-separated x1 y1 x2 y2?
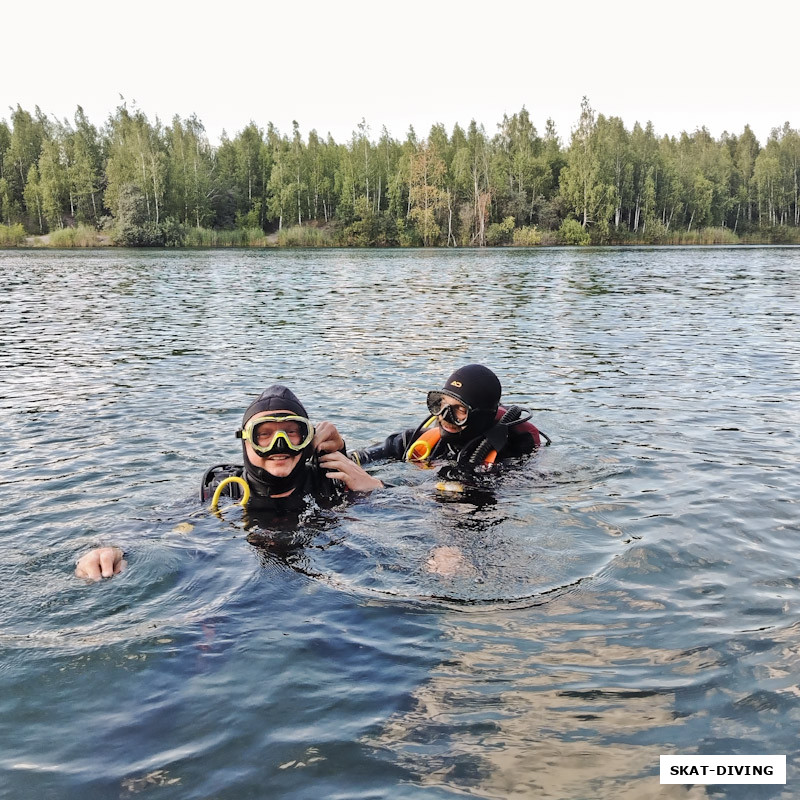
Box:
240 384 313 497
441 364 502 411
242 384 309 425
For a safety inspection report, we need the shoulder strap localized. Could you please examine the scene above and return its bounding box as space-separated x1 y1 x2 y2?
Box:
200 464 243 503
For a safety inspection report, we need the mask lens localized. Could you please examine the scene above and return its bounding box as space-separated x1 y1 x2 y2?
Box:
254 420 304 446
244 415 314 454
427 391 470 427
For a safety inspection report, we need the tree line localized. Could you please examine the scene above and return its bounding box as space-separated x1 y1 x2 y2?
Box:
1 99 799 246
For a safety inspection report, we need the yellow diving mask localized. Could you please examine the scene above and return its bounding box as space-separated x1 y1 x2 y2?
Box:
237 414 315 456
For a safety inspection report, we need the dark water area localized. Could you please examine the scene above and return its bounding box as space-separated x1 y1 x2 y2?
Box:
1 246 798 799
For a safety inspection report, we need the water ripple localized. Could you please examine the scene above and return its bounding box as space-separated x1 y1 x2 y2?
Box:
2 246 800 798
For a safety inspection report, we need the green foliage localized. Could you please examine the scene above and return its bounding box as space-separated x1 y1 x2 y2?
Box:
486 216 516 246
396 217 422 247
2 100 799 248
560 99 609 229
277 225 334 247
160 217 187 247
642 218 668 243
680 227 739 244
2 107 47 228
168 115 215 228
336 197 399 246
183 227 270 247
112 183 168 246
114 222 164 247
0 121 10 164
740 226 800 244
236 204 262 230
109 190 184 247
0 178 12 224
47 225 101 247
105 105 167 226
559 218 591 245
38 137 68 230
23 164 44 233
67 107 104 226
0 223 26 246
512 225 542 246
538 229 562 246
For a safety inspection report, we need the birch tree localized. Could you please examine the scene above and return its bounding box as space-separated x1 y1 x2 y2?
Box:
408 139 446 246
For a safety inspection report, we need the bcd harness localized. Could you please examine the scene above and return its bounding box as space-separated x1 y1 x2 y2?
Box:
405 405 548 468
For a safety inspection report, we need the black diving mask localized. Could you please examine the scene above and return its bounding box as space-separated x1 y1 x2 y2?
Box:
427 391 471 428
237 414 315 456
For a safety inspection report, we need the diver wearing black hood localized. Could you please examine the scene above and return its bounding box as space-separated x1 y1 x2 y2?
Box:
74 385 383 581
238 384 318 500
350 365 548 469
201 384 381 515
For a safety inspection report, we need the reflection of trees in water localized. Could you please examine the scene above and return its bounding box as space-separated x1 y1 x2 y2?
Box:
366 593 710 800
760 619 800 698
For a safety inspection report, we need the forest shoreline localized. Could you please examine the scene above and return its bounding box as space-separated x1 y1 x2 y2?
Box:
3 224 799 250
3 102 800 252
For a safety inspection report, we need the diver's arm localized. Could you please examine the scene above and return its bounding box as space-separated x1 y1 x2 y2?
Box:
350 427 417 465
318 451 384 492
502 428 538 458
75 547 126 580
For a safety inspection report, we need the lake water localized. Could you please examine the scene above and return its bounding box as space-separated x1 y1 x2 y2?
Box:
1 245 799 799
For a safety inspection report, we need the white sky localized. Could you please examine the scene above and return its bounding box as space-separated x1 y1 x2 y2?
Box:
2 0 797 147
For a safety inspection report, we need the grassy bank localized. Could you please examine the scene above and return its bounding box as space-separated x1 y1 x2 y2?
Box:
3 222 800 249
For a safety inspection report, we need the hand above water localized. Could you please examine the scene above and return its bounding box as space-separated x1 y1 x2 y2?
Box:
312 420 346 454
75 547 126 580
318 451 384 492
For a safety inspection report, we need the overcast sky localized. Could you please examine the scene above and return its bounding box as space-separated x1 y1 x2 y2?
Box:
3 0 797 147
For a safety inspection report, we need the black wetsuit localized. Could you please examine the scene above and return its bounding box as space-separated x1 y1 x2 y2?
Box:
352 417 539 466
201 462 345 515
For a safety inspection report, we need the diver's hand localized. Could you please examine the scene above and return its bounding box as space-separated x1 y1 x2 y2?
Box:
313 420 346 454
318 451 384 492
75 547 126 580
426 546 469 577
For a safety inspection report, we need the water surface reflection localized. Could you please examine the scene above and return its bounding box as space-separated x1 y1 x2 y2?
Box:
1 246 799 798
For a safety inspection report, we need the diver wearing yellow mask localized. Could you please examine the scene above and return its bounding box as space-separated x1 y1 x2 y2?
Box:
74 385 381 580
202 384 383 512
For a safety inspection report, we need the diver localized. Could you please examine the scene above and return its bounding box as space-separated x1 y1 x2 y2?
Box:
200 383 382 511
350 364 549 473
75 385 383 580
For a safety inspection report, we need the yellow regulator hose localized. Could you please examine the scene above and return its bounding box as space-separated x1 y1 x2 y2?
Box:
210 476 251 511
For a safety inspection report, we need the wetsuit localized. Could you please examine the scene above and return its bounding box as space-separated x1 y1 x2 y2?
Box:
351 365 547 470
352 413 540 467
202 384 348 517
201 461 345 515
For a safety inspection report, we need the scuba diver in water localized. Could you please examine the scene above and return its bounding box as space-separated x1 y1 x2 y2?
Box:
75 385 382 580
347 364 549 578
350 364 549 472
200 383 382 511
